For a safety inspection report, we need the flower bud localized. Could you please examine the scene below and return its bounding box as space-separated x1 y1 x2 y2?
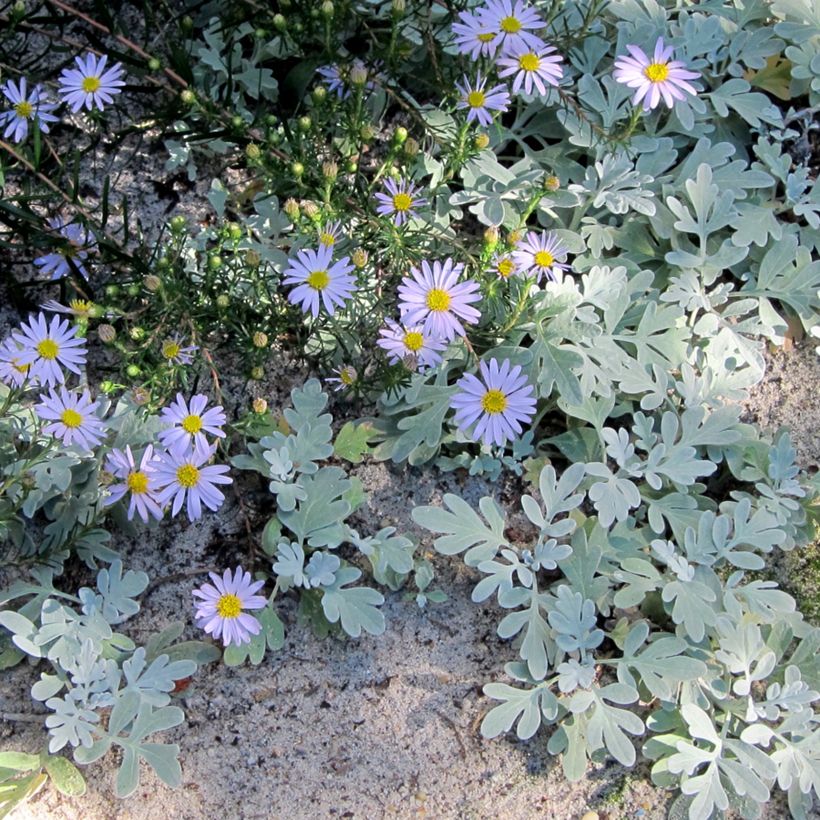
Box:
322 160 338 181
231 114 244 130
227 222 243 241
298 115 312 132
313 86 327 103
509 229 523 245
350 64 368 87
321 0 334 17
170 215 187 233
98 324 117 343
250 365 264 380
245 143 261 160
180 15 193 31
180 89 196 105
284 198 300 220
216 294 230 309
393 126 408 145
126 283 140 297
359 124 375 142
126 364 141 378
273 13 286 31
474 133 490 150
351 248 368 268
291 161 304 178
245 249 261 268
392 0 406 15
144 274 161 292
208 254 222 270
130 326 146 341
544 174 560 192
253 398 268 414
403 137 420 157
484 225 499 248
301 200 320 220
252 331 269 348
148 57 161 72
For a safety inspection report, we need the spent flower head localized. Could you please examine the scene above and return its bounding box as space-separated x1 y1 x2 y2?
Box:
192 567 266 647
0 78 59 143
13 312 87 387
58 52 126 112
282 244 356 318
397 258 481 341
326 365 358 392
451 358 536 448
613 37 700 110
35 387 107 451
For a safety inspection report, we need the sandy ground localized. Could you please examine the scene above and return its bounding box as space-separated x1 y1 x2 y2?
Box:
0 339 817 820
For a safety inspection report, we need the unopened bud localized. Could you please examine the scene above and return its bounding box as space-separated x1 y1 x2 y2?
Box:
284 198 300 220
298 115 312 132
359 124 375 142
301 200 320 220
148 57 161 72
253 398 268 414
98 324 117 343
273 13 286 31
349 64 368 87
484 226 499 248
250 365 264 380
544 174 560 192
321 0 334 17
180 89 196 105
208 254 222 270
291 161 304 178
252 331 269 348
393 126 408 145
313 86 327 102
126 364 141 378
403 137 419 157
245 249 261 268
216 294 230 309
474 133 490 150
351 248 368 268
392 0 406 15
170 215 187 233
322 161 338 181
130 326 146 341
245 143 261 160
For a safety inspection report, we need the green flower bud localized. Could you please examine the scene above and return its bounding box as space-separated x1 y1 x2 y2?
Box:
169 215 187 233
284 198 300 220
148 57 161 72
322 161 338 181
245 143 261 160
126 283 140 297
216 294 230 309
393 126 408 145
298 115 312 132
250 365 264 380
105 284 121 298
273 13 286 31
126 364 141 378
144 274 161 292
321 0 334 17
227 222 243 241
130 326 146 341
291 161 305 177
208 255 222 270
252 331 269 348
180 89 196 106
474 133 490 150
312 86 327 103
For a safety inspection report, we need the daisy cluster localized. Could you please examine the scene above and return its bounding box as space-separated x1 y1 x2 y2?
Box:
1 52 125 144
0 309 230 525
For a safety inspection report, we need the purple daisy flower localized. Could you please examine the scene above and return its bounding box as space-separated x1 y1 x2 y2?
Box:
161 334 198 366
0 337 31 388
455 73 511 127
478 0 546 55
282 244 356 318
35 387 107 451
318 220 343 247
498 42 564 96
326 365 358 392
0 78 59 144
158 393 227 453
492 251 518 279
102 445 163 523
513 230 569 281
151 440 233 522
58 52 125 113
377 319 447 371
374 178 427 227
452 10 498 60
39 298 96 318
451 358 536 447
397 258 482 341
192 566 267 647
13 312 87 387
34 217 96 282
316 64 350 99
613 38 700 110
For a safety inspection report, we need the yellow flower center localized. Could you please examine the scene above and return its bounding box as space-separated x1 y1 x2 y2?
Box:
12 359 29 375
60 408 83 428
182 414 203 434
69 299 93 316
403 331 424 352
534 250 554 268
14 101 33 119
477 32 495 43
481 389 508 414
216 593 242 619
497 258 515 278
519 53 540 72
176 463 200 488
467 90 486 108
500 15 522 33
81 76 102 94
162 341 181 359
126 470 149 494
392 192 413 212
425 288 451 312
306 269 330 290
36 338 59 360
339 366 356 385
644 62 670 83
319 232 336 245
